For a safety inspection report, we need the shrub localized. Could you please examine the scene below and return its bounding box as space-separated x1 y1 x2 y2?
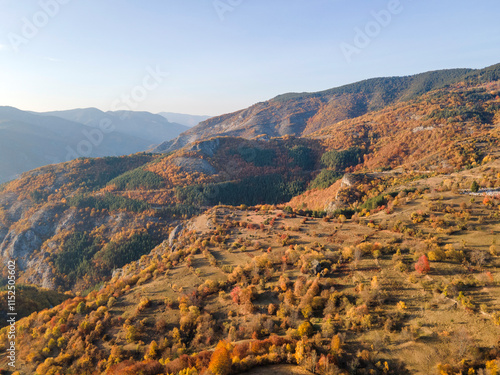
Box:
301 305 313 319
137 297 151 312
107 296 117 308
428 248 446 262
397 301 408 311
230 287 241 305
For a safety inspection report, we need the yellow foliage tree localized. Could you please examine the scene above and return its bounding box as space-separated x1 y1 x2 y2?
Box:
331 334 342 355
144 340 159 360
298 321 314 337
486 360 498 375
295 339 305 364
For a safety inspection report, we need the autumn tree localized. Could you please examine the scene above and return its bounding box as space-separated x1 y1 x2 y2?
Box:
144 340 159 360
471 250 488 268
331 334 343 356
298 321 314 337
125 325 139 343
208 341 232 375
415 254 430 274
76 301 86 314
230 286 241 305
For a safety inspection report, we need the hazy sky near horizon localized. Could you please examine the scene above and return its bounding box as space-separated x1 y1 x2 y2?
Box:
0 0 499 116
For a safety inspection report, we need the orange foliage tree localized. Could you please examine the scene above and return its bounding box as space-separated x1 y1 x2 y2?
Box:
208 340 232 375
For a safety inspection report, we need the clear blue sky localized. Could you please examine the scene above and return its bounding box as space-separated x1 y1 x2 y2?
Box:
0 0 499 116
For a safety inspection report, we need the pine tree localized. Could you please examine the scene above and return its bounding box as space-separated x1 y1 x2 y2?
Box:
471 180 480 193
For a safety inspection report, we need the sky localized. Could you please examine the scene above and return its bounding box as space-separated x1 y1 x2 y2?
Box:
0 0 499 116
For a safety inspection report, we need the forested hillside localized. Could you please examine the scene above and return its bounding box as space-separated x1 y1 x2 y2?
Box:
1 66 500 374
153 64 500 154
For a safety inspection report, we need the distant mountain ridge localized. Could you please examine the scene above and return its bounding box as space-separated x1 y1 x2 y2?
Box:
42 108 189 145
152 63 500 153
158 112 211 127
0 107 191 183
0 106 155 183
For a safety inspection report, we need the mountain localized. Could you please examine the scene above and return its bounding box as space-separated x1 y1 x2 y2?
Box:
43 108 190 145
2 75 499 292
0 106 152 183
152 64 500 153
157 111 211 127
0 135 326 319
0 106 190 183
1 65 500 374
2 66 499 291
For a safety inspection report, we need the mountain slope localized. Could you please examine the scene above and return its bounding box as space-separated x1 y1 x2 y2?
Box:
4 161 500 374
43 108 190 146
0 135 324 292
2 69 500 375
0 107 152 183
153 64 500 154
2 75 499 293
2 71 499 291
